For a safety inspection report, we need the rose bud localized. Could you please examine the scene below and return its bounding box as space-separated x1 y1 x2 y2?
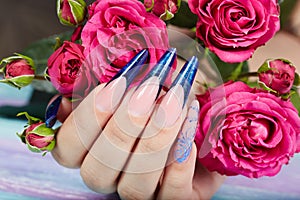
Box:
17 112 56 154
0 53 35 89
144 0 180 20
57 0 87 27
258 59 296 94
25 122 56 153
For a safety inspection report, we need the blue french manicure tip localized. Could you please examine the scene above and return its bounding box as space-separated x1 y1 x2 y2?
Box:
172 56 199 106
106 49 149 87
45 95 62 128
139 48 177 96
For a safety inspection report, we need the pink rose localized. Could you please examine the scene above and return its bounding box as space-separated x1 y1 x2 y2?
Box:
81 0 174 84
144 0 179 20
196 81 300 178
188 0 280 63
47 41 97 98
259 59 296 94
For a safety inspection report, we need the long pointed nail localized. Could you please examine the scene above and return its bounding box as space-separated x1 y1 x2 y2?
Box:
174 100 199 163
139 47 177 98
96 49 149 112
106 49 149 88
128 48 177 117
154 56 198 127
171 56 198 107
45 95 62 128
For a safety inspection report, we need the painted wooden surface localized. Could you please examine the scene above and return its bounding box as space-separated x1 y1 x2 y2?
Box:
0 117 299 200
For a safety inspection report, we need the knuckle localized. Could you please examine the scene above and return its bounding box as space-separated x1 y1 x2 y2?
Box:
105 121 132 148
117 184 146 200
51 148 81 168
80 163 115 194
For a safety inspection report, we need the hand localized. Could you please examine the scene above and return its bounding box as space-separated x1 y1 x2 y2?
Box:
49 49 225 199
51 90 225 199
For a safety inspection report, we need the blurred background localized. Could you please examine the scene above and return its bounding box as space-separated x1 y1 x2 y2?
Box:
1 1 300 116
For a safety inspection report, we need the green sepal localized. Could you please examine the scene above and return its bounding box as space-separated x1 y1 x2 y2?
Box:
17 112 42 125
257 60 270 74
258 80 277 94
144 0 154 11
31 123 55 137
0 74 35 89
69 0 87 24
293 72 300 86
160 10 175 21
0 53 35 70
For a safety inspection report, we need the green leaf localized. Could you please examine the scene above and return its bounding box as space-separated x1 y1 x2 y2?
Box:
227 62 244 81
290 91 300 116
206 49 249 82
169 1 198 28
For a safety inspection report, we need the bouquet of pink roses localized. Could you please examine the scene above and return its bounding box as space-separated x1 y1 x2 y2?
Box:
1 0 300 182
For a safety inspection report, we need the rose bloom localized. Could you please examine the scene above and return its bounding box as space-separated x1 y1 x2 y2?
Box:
196 81 300 178
81 0 174 84
259 59 296 94
188 0 280 63
47 41 97 98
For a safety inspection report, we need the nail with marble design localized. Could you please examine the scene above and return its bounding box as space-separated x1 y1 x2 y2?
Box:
154 56 198 127
174 100 199 163
45 95 62 128
128 48 177 117
96 49 149 112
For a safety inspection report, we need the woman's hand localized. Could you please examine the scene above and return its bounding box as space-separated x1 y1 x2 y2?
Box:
49 49 225 199
51 90 224 199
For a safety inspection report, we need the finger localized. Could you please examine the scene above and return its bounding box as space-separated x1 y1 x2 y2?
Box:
80 49 177 194
46 95 72 124
158 100 199 200
117 56 198 200
51 49 149 168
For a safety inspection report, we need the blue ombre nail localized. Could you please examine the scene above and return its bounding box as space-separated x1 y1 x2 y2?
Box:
174 100 199 163
171 56 198 106
137 48 177 98
106 49 149 88
45 95 62 128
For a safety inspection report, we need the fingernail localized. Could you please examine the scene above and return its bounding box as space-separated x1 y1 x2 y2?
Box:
171 56 198 107
128 48 177 116
174 100 199 163
96 49 149 112
106 49 149 88
154 56 198 127
45 95 62 128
